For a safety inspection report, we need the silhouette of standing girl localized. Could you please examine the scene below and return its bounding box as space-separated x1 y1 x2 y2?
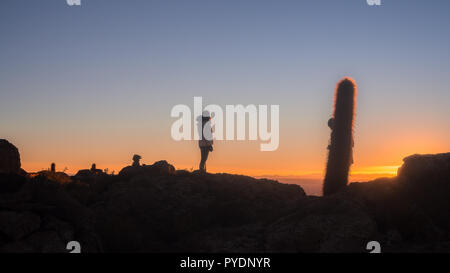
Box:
198 111 213 172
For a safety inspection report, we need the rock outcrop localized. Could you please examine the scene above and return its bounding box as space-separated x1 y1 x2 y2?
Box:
0 139 21 174
398 153 450 235
1 152 449 253
93 172 305 252
398 153 450 183
118 160 176 178
345 153 450 252
74 165 108 182
36 171 72 184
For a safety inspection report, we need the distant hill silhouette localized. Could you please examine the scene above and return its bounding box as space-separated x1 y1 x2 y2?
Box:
0 149 449 252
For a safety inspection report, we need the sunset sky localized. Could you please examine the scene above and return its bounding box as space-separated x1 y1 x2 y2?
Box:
1 0 449 185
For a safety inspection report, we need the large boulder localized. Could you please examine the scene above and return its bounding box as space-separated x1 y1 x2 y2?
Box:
346 178 442 250
74 169 108 182
36 171 72 184
118 160 176 178
0 139 21 174
397 153 450 232
397 153 450 183
344 153 450 251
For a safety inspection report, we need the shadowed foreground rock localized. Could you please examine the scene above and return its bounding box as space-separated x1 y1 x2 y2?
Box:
0 153 449 252
0 178 102 252
345 153 450 252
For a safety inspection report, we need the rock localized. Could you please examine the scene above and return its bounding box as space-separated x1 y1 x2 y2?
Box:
74 169 108 182
181 224 266 252
0 211 41 240
132 154 141 167
347 179 442 245
265 195 377 252
0 241 35 253
40 215 75 243
397 153 450 232
0 173 27 194
117 166 141 177
175 170 191 176
29 179 94 229
398 153 450 183
36 171 72 184
0 174 103 253
0 139 21 174
23 231 67 253
93 172 306 252
149 160 176 175
118 160 176 178
1 152 450 253
345 153 450 250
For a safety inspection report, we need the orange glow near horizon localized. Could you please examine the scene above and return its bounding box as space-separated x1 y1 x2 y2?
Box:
17 127 448 183
21 159 399 183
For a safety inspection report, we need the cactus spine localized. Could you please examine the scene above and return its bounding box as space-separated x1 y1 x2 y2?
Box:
323 78 357 196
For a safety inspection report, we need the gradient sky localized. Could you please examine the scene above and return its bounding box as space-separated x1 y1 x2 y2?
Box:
1 0 449 179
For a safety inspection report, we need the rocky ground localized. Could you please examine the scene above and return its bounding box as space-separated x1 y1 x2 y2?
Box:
0 138 449 252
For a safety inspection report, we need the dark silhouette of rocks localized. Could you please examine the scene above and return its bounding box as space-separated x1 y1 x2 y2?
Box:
398 153 450 182
119 159 175 178
132 154 141 167
0 175 102 252
343 153 450 252
397 153 450 237
74 163 107 182
96 171 305 252
0 140 27 193
0 139 22 174
36 170 72 184
0 148 449 252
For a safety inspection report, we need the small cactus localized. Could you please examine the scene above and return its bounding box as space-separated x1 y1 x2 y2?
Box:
51 163 56 173
323 78 357 196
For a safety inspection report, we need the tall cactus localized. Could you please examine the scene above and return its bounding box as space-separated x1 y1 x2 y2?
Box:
323 78 357 196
